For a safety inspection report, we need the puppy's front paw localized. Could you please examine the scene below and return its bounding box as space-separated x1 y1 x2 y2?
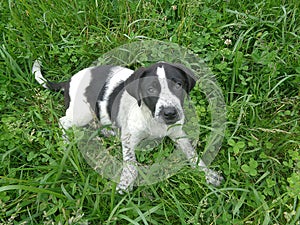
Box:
205 169 224 187
116 181 133 195
116 164 137 194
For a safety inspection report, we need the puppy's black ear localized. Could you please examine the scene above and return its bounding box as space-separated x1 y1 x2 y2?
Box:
167 63 196 93
124 67 146 106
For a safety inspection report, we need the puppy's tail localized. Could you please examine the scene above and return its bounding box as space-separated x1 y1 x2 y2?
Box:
32 59 48 89
32 59 67 91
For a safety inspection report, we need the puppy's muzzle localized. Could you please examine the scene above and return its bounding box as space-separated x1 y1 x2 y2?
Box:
160 106 180 125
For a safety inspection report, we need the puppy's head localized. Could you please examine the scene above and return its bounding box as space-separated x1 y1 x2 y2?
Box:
125 62 196 125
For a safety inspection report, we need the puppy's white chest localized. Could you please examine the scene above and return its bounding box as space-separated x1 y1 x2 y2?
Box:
130 107 172 139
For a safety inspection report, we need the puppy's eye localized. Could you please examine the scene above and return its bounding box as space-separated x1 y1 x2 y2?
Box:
174 82 182 89
147 82 159 94
148 87 156 94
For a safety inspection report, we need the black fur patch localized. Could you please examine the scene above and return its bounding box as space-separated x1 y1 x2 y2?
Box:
45 80 71 109
63 82 71 109
84 66 115 113
107 81 126 124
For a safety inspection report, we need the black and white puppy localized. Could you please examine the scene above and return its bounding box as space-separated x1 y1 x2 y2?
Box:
32 60 223 192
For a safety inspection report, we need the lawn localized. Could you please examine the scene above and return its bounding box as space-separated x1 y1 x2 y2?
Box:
0 0 299 224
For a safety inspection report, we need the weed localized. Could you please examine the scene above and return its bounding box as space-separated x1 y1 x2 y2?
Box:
1 0 299 224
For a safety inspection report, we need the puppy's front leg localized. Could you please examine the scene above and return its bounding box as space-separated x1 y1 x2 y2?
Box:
170 130 224 186
116 132 139 194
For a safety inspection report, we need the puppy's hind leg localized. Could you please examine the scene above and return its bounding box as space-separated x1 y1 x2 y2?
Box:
100 127 117 137
59 116 74 142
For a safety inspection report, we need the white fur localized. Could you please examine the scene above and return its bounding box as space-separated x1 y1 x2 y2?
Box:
155 66 183 122
32 60 48 88
64 68 94 127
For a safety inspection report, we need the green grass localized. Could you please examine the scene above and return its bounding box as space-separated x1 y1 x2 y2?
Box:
1 0 299 224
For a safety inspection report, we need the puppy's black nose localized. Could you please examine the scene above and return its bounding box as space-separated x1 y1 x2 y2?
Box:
161 107 179 124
